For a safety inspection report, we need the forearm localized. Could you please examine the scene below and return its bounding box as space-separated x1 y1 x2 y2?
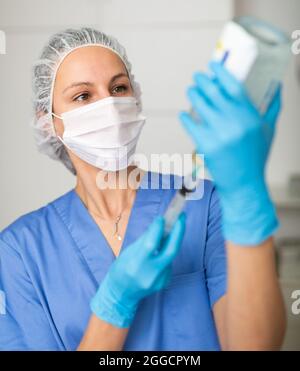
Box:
224 237 286 350
77 314 129 351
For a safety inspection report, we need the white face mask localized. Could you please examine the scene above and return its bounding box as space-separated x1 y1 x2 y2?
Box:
52 96 146 171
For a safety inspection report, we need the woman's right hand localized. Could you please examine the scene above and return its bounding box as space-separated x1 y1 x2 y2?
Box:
90 213 186 328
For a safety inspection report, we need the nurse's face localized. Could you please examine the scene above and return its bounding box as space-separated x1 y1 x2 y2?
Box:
52 45 134 142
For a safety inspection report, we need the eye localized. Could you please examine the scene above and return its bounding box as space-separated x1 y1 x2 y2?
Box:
111 85 128 95
73 92 90 102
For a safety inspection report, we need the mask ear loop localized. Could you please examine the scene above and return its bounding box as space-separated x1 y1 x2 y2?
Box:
51 112 72 151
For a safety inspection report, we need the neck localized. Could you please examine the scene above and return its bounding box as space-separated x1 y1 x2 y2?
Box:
75 165 145 221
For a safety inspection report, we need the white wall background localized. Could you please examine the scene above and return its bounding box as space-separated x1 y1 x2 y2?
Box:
0 0 233 229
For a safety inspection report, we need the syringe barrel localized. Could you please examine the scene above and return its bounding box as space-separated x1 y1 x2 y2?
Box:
163 190 187 237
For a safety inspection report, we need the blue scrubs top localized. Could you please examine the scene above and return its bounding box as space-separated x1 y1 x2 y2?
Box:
0 171 227 350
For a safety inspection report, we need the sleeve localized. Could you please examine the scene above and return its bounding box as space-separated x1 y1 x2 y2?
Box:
0 237 60 350
204 185 227 309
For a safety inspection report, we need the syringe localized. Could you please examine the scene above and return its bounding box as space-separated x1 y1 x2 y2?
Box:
163 152 202 237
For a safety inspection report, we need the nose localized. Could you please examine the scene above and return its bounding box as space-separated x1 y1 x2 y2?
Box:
96 85 112 100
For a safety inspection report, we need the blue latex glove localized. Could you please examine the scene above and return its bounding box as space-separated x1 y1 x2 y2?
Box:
90 213 186 328
180 61 281 245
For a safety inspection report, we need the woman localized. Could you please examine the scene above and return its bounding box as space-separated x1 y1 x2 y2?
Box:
0 27 286 350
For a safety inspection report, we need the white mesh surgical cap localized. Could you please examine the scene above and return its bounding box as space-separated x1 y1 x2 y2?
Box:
32 27 142 174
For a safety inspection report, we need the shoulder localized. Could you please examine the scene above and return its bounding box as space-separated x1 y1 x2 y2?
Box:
160 171 217 207
146 171 215 195
146 171 218 218
0 189 74 253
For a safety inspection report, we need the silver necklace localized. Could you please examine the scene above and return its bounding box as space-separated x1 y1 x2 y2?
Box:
90 190 135 241
114 214 123 241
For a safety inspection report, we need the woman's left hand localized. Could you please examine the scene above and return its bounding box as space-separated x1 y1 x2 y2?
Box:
179 61 282 245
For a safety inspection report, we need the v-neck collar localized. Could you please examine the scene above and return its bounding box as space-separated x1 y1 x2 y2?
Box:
54 170 165 284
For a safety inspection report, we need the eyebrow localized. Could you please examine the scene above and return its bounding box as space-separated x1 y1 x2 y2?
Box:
110 72 128 84
62 73 129 94
62 81 93 94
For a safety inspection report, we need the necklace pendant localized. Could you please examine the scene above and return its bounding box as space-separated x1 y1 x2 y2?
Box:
114 214 122 241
